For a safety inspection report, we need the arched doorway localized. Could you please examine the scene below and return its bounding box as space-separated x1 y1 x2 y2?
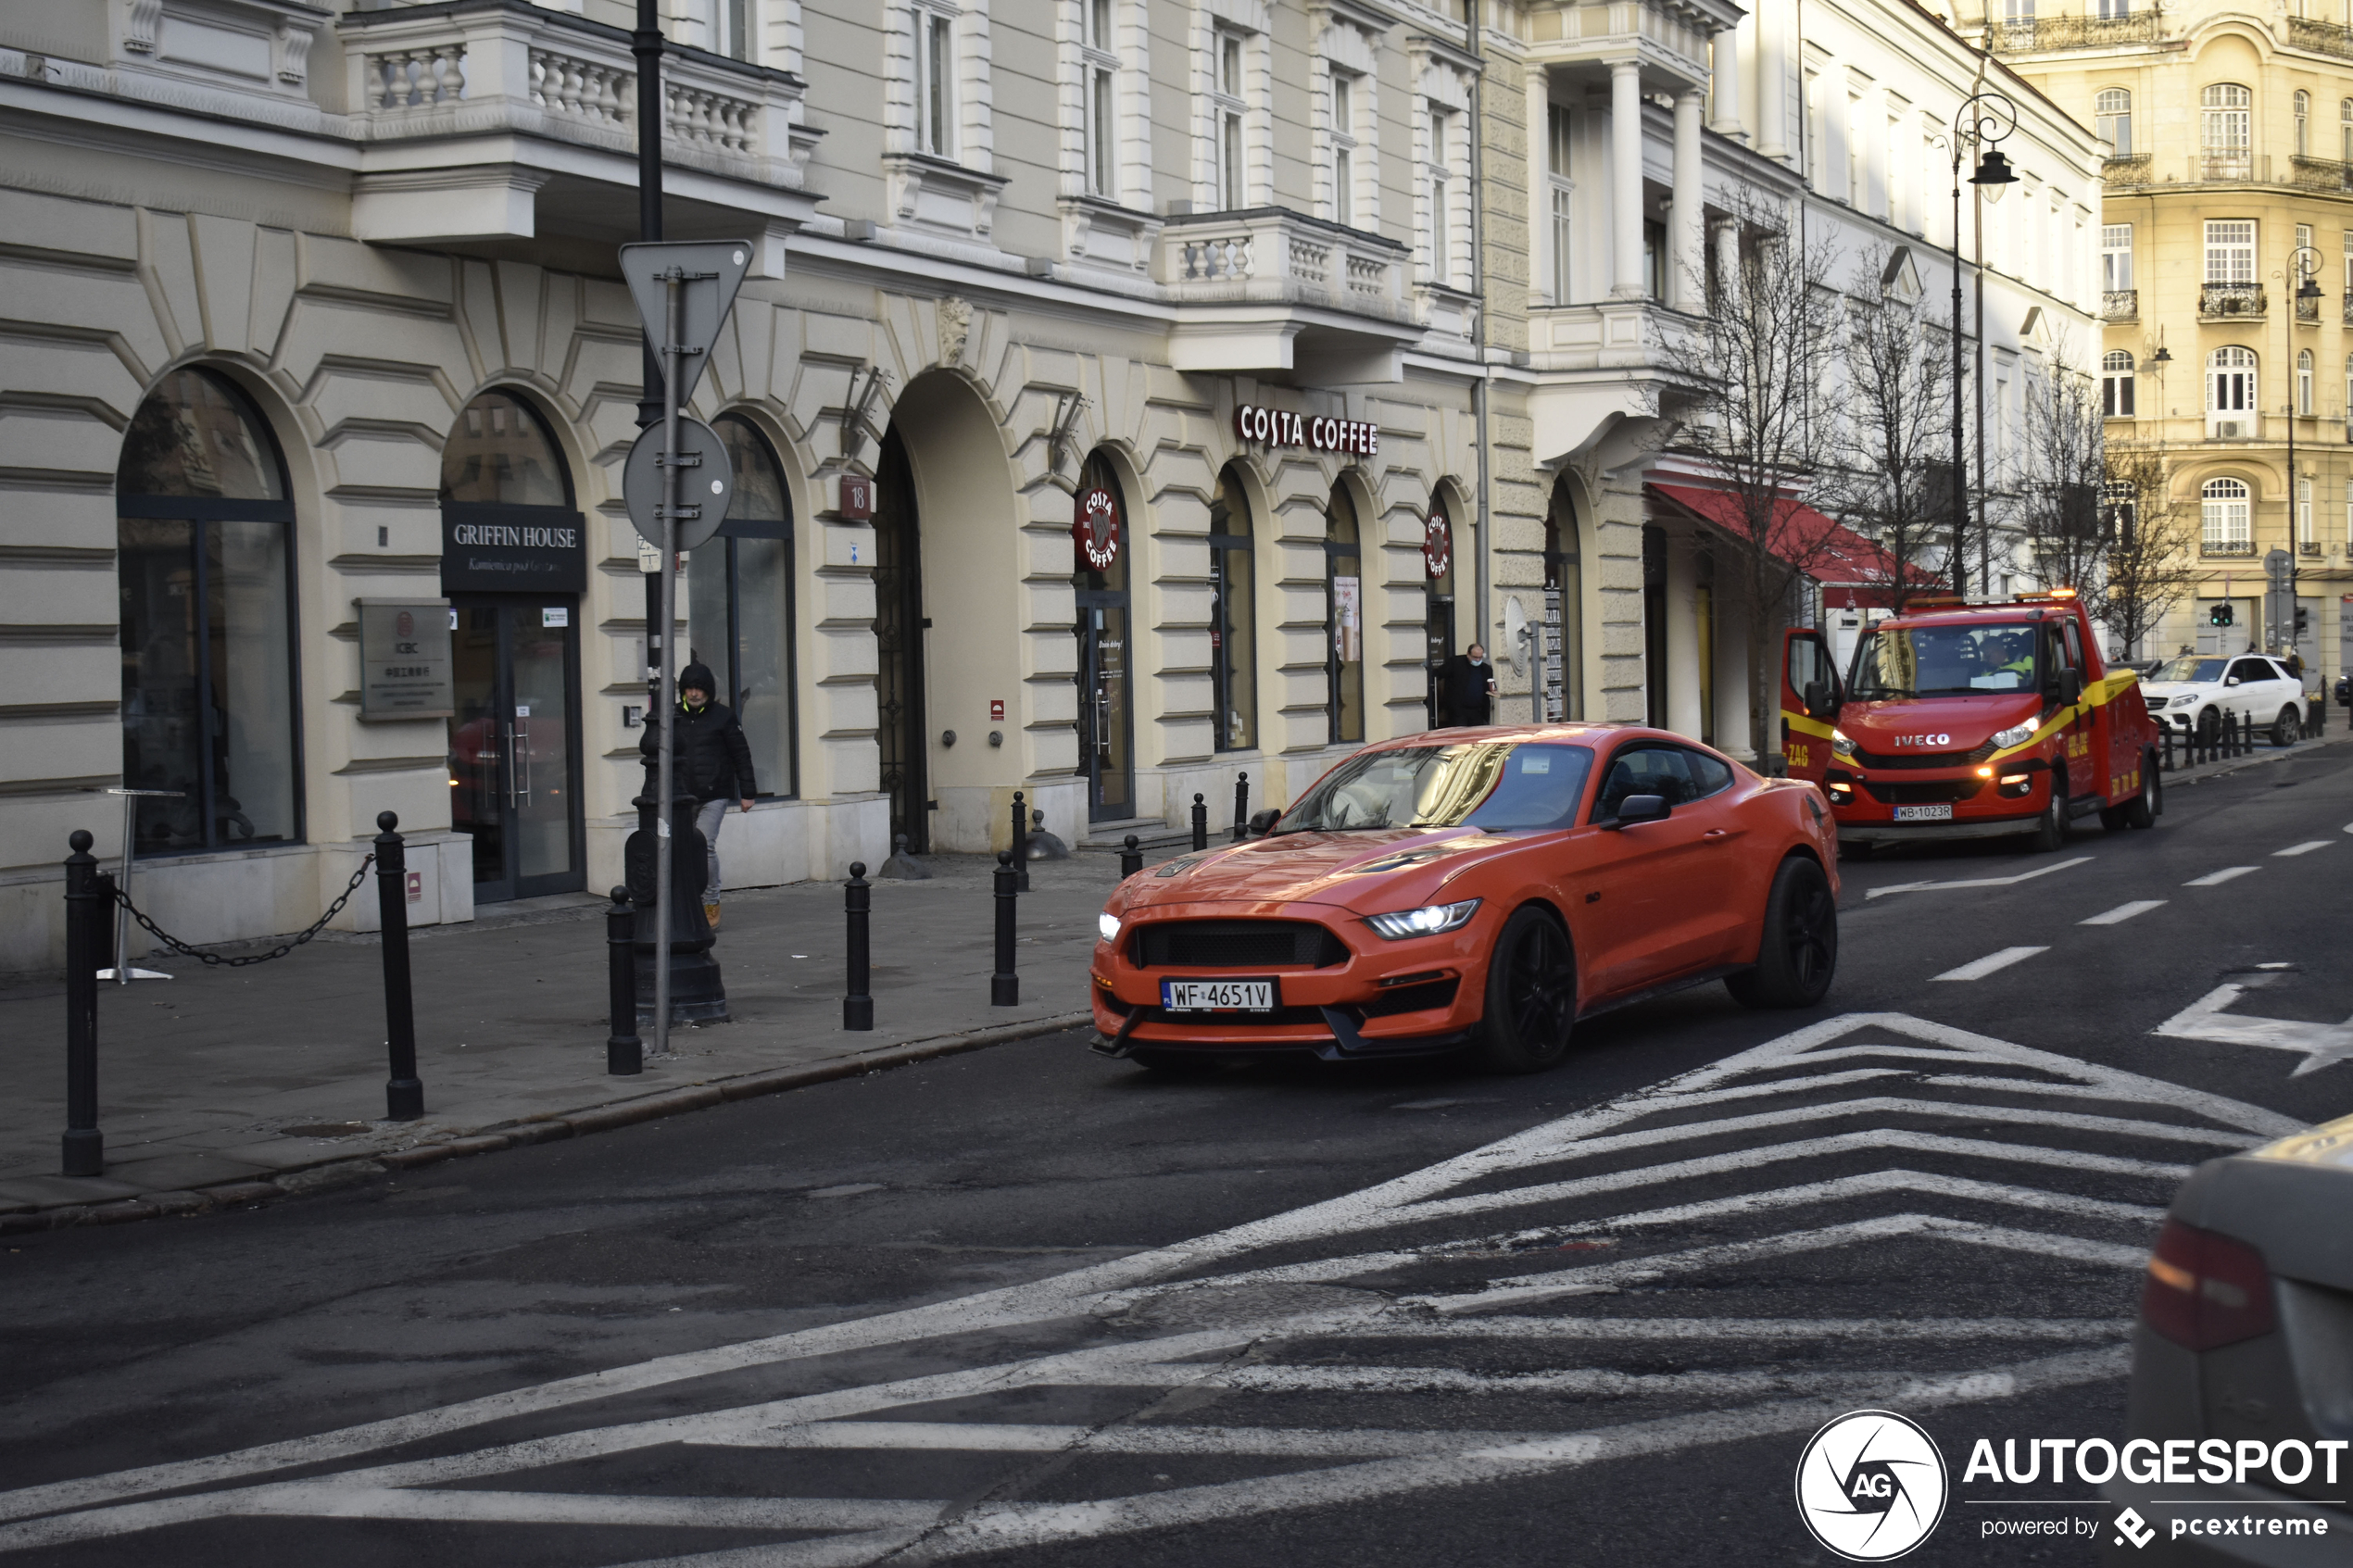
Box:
1209 465 1257 752
117 367 301 855
1073 450 1134 821
873 424 926 851
440 389 585 902
1423 492 1456 728
687 415 798 800
1324 481 1364 744
1543 476 1583 721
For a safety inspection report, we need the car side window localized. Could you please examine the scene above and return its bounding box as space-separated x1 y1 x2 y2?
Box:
1680 748 1735 800
2226 658 2267 684
1590 746 1701 822
2061 621 2084 671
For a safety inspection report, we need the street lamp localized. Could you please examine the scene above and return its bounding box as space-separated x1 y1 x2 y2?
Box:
1947 91 2018 596
2281 244 2325 654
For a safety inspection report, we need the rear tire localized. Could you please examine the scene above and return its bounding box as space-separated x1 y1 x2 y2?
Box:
2272 706 2299 748
2029 786 2068 852
1471 905 1575 1074
1726 856 1838 1010
2124 753 2159 829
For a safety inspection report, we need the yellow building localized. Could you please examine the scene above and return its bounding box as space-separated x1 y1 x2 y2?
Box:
1977 1 2350 682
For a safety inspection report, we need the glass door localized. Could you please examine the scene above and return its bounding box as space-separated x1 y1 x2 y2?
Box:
447 599 583 902
1076 596 1134 820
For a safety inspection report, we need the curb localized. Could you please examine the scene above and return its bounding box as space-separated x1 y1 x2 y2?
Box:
2161 730 2349 788
0 1011 1092 1236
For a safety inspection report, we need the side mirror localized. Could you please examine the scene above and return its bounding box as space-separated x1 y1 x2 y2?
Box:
1802 680 1839 720
2049 668 2083 707
1607 794 1671 830
2223 676 2242 687
1247 807 1280 837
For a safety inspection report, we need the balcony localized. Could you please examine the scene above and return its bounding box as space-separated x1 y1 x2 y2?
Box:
2192 152 2267 182
1991 14 2164 52
2199 283 2267 320
1154 209 1416 379
2201 540 2257 558
2287 16 2353 60
2290 156 2353 194
2102 289 2138 322
2103 154 2153 188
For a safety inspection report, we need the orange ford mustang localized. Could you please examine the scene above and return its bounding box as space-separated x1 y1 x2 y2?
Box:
1090 724 1841 1073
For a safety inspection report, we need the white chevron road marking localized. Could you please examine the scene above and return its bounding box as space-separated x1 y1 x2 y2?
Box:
2152 984 2353 1076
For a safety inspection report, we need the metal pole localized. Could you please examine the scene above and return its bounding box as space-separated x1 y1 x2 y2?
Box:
1010 790 1029 893
1120 834 1143 878
62 829 102 1176
1973 182 1988 597
1951 150 1968 593
607 886 641 1074
633 0 665 433
1190 793 1208 852
376 811 422 1121
654 269 684 1057
844 861 873 1030
114 790 133 986
1231 771 1249 842
989 851 1019 1007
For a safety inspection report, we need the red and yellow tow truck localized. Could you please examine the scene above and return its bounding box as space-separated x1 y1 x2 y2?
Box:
1780 590 2164 854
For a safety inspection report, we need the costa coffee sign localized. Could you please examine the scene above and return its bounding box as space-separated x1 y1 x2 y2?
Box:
1074 485 1119 570
1233 403 1380 458
1422 514 1452 579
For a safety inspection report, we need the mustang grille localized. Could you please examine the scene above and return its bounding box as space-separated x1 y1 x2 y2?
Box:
1134 920 1348 969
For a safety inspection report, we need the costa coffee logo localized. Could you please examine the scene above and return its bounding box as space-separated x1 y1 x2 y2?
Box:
1074 486 1119 571
1891 734 1953 747
1422 514 1452 580
1234 403 1380 458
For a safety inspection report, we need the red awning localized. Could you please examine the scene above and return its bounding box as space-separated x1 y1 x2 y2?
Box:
1646 483 1941 594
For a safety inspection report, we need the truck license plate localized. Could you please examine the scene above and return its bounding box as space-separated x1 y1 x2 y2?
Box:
1894 804 1954 822
1161 978 1277 1013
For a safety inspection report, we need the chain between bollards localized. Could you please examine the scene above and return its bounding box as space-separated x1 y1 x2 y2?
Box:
607 886 641 1074
1119 834 1142 878
844 861 873 1030
1231 771 1249 843
1010 791 1029 892
375 811 422 1122
62 830 104 1177
990 850 1019 1006
1190 793 1207 852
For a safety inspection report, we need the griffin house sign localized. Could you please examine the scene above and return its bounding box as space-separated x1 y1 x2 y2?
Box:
1232 403 1380 458
440 512 587 594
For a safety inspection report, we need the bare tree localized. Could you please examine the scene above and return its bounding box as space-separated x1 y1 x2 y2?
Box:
2017 341 2109 599
1661 194 1852 762
2091 437 2198 660
1842 249 1957 613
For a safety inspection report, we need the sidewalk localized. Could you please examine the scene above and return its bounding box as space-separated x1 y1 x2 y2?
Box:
0 850 1135 1230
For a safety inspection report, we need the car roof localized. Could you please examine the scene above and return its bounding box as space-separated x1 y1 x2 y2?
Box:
1365 722 1738 758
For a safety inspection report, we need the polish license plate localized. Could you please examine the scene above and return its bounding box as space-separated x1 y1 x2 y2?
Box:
1894 804 1954 822
1160 978 1277 1013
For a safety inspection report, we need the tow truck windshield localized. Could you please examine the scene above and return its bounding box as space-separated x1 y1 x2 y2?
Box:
1276 743 1595 834
1849 622 2043 699
2147 656 2228 684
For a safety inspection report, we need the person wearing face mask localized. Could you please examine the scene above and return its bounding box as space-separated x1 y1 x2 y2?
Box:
1431 643 1497 728
640 659 756 931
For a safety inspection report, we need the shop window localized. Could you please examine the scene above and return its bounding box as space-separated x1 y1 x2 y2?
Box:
117 368 302 856
1325 483 1365 745
686 416 798 798
1208 465 1256 751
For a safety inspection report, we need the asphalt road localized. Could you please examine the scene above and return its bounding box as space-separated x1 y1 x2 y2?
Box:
3 748 2349 1568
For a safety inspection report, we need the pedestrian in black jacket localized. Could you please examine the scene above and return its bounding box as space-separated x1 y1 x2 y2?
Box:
641 660 756 928
1432 644 1496 728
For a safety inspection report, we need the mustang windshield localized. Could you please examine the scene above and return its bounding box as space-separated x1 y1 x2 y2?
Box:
1276 743 1595 834
2148 656 2227 684
1849 621 2042 698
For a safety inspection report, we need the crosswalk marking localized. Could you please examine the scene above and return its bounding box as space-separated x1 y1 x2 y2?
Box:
2081 899 2166 925
2184 866 2259 885
2274 840 2333 857
1931 946 2047 981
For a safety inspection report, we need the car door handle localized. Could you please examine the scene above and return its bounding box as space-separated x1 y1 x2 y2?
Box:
1702 828 1730 840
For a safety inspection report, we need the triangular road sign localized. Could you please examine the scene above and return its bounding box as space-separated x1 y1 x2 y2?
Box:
619 240 754 408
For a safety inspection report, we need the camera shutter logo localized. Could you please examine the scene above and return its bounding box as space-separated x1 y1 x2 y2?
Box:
1794 1410 1948 1561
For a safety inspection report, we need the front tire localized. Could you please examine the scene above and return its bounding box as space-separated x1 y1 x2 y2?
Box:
2124 753 2159 828
1472 905 1575 1074
2272 706 2299 747
2029 785 2068 852
1726 856 1838 1010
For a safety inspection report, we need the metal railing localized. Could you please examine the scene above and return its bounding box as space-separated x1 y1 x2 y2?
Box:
2194 152 2265 182
2199 282 2266 319
2200 539 2257 557
2290 155 2353 193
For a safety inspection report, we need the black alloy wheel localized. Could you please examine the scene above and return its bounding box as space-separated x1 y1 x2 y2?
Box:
1727 855 1838 1009
1473 905 1575 1074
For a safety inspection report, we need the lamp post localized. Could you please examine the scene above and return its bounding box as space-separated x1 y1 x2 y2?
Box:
2282 245 2324 656
1947 92 2017 596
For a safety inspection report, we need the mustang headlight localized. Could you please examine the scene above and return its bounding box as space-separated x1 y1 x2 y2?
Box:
1831 728 1856 757
1365 898 1481 939
1097 911 1121 944
1989 720 2037 750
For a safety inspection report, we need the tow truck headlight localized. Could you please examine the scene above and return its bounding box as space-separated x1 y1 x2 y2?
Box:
1365 898 1481 939
1990 720 2037 750
1097 911 1122 944
1831 728 1856 758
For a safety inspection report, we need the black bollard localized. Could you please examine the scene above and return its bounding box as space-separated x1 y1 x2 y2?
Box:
607 886 641 1075
62 830 103 1177
1231 771 1250 843
1190 792 1208 851
844 861 874 1031
1120 834 1143 878
1010 791 1030 892
375 812 423 1121
990 850 1019 1006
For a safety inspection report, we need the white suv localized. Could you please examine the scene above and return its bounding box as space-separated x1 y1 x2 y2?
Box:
2139 653 2307 746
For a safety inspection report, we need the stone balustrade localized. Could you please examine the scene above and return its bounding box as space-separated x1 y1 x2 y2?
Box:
1157 208 1412 322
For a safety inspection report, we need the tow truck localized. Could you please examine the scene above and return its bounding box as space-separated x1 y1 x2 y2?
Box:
1779 590 2165 854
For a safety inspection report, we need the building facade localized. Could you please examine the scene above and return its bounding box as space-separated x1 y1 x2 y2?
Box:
0 0 1497 971
1980 0 2353 677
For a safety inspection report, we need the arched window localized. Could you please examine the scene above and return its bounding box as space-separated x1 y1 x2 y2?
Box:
686 415 797 799
118 367 300 855
2343 354 2353 428
2296 90 2311 157
1324 483 1364 745
2201 83 2251 178
1544 476 1583 721
2297 348 2315 415
2101 349 2136 419
2200 477 2251 553
1072 448 1134 819
1208 465 1256 752
2342 98 2352 161
2207 346 2257 422
1423 492 1457 729
2095 88 2132 157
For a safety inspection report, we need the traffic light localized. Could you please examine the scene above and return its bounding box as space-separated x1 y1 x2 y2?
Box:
2208 603 2235 627
2295 606 2311 637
